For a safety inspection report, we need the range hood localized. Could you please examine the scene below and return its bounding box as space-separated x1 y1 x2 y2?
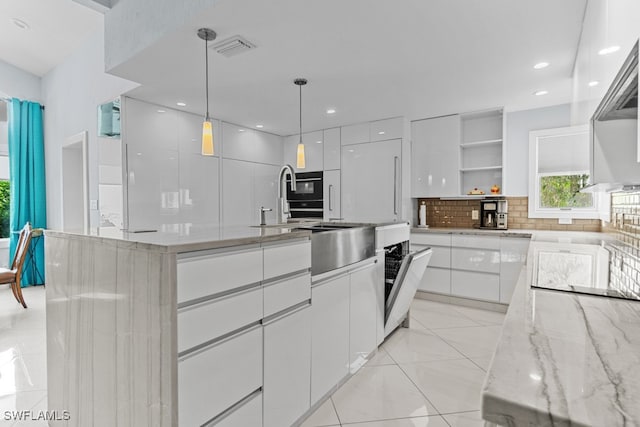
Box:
594 43 638 122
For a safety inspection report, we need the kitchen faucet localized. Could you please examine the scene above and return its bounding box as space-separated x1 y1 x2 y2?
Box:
277 164 296 223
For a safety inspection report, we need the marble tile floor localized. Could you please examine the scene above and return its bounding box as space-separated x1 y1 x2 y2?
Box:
302 298 506 427
0 287 505 427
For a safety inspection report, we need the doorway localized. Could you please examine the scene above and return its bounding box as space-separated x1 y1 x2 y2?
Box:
61 131 88 233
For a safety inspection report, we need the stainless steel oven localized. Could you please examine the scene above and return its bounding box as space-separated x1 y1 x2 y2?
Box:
286 171 323 218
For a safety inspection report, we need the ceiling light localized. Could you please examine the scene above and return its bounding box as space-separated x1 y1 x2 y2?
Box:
598 45 620 55
10 18 30 30
378 131 385 135
157 110 166 113
316 140 322 144
198 27 217 156
533 62 549 69
534 90 549 96
238 129 246 132
176 102 187 107
326 109 336 114
588 81 599 87
294 78 308 169
255 124 264 128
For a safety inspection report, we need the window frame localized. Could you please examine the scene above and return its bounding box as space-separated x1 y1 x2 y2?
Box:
528 125 605 220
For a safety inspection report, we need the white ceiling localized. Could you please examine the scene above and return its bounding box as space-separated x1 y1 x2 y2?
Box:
0 0 102 76
113 0 588 136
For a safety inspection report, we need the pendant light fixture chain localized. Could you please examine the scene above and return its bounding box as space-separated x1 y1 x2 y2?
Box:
294 78 307 144
198 28 217 121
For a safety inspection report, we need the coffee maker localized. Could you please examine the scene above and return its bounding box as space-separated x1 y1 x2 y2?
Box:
480 199 508 229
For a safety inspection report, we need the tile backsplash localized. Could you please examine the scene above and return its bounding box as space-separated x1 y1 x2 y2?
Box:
417 197 601 231
605 192 640 248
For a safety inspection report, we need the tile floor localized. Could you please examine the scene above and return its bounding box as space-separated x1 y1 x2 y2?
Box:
0 287 505 427
301 298 506 427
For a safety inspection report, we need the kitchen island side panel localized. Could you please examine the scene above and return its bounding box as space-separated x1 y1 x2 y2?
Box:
45 233 177 427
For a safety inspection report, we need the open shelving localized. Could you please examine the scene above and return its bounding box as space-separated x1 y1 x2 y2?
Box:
459 109 504 195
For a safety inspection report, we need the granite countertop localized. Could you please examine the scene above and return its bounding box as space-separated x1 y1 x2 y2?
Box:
45 224 312 253
481 231 640 426
411 227 533 238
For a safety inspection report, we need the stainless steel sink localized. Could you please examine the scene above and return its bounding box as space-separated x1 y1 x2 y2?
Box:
294 225 375 275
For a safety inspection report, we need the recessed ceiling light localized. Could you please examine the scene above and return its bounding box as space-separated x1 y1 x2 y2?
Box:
534 90 549 96
378 131 385 135
533 62 549 69
238 129 246 132
176 102 187 107
588 81 599 87
255 124 264 128
10 18 30 30
316 140 322 144
157 109 166 113
598 46 620 55
326 109 336 114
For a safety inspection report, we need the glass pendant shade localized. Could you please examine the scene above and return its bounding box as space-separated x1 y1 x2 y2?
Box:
202 119 214 156
296 142 305 169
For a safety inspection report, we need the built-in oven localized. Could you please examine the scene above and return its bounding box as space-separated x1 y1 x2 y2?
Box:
286 171 323 218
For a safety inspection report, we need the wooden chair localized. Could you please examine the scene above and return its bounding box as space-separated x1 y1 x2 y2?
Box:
0 223 33 308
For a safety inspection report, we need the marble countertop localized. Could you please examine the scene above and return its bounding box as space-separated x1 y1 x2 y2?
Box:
411 227 533 238
45 224 312 253
481 231 640 426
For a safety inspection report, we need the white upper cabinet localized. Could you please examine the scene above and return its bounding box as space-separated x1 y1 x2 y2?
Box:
411 115 460 197
341 123 370 145
283 131 324 172
323 169 341 221
222 158 254 226
323 127 341 170
222 122 283 165
370 117 404 142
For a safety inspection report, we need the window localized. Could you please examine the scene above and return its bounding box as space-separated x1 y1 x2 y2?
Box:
0 180 8 238
529 125 605 219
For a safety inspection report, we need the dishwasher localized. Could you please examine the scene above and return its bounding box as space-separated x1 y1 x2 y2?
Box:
377 224 432 337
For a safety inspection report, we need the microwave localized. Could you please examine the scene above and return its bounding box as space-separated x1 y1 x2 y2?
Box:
286 171 323 218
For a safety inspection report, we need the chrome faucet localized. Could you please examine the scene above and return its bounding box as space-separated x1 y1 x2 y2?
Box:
277 164 296 223
259 206 272 226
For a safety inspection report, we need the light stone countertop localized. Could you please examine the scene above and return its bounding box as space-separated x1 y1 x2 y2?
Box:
45 223 312 253
411 227 533 238
481 231 640 427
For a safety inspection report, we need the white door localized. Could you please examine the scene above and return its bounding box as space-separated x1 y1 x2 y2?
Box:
263 304 311 427
341 139 401 222
323 169 341 221
61 132 88 233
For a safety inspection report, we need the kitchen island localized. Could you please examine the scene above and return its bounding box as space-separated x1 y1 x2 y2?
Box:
45 224 313 427
481 232 640 426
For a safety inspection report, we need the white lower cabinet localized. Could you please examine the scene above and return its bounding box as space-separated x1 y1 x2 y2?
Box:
500 237 530 303
263 304 312 427
215 392 262 427
451 270 500 301
311 274 350 403
178 325 263 427
420 267 451 294
349 262 378 373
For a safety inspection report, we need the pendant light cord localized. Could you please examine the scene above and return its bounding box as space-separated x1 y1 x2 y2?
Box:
205 37 210 121
299 83 303 143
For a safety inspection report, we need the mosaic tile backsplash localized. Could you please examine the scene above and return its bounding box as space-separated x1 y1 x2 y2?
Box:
417 197 601 231
606 192 640 248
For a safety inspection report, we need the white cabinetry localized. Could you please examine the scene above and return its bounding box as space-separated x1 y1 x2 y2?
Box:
284 131 324 172
349 262 378 373
341 123 370 145
499 237 530 303
370 117 404 142
323 170 341 221
263 305 311 427
450 235 500 301
411 115 460 197
323 127 341 170
222 122 283 165
342 139 402 222
311 274 350 403
411 233 451 294
592 119 640 185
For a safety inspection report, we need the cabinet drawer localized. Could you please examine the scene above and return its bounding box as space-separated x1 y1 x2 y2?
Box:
451 247 500 274
264 273 311 317
451 235 501 250
419 267 451 294
179 326 262 427
215 392 262 427
177 247 263 304
178 286 262 353
451 270 499 302
412 244 450 268
263 240 310 279
370 118 404 142
411 233 451 247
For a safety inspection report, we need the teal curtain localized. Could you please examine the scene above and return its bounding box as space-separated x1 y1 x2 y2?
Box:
8 98 46 286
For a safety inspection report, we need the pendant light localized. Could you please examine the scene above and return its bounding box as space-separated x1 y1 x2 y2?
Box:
198 28 217 156
294 78 307 169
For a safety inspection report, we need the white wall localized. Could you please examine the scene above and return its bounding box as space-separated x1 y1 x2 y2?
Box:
504 104 571 196
0 59 41 102
41 24 138 231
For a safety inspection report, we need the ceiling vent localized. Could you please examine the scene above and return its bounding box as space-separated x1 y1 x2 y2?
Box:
211 36 256 58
